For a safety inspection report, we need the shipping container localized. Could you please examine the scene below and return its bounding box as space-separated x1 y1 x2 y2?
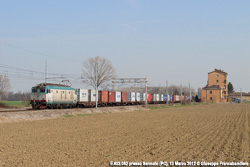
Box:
127 92 136 102
108 91 115 102
156 94 160 101
175 95 180 101
170 95 173 101
153 94 156 101
88 89 97 102
136 92 140 101
152 94 155 101
121 92 127 102
115 91 121 102
127 92 131 102
77 89 89 102
140 93 145 101
98 91 108 103
143 93 146 101
161 94 164 101
147 93 151 102
150 94 154 101
131 92 136 101
163 94 167 101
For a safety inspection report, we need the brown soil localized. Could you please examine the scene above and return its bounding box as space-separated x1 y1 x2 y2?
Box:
0 103 249 166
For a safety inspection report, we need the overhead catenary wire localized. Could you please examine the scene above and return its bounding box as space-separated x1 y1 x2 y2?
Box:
0 63 83 87
0 41 81 62
0 64 81 79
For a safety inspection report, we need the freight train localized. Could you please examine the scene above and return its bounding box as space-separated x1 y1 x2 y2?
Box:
30 83 192 109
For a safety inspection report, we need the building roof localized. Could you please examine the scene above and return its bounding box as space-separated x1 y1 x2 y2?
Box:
202 85 221 90
229 92 250 96
208 69 228 75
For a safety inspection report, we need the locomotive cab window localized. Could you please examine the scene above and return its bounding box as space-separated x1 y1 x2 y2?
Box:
32 88 37 93
40 89 45 93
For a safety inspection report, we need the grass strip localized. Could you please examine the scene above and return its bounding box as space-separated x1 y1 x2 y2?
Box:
63 115 74 117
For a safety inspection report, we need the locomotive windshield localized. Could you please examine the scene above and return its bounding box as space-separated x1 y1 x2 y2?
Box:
31 87 46 93
32 88 37 93
40 88 46 93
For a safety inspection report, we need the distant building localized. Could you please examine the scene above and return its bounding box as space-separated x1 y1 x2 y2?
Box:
228 92 250 102
201 69 228 103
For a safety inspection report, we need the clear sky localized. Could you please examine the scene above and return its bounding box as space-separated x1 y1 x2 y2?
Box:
0 0 249 93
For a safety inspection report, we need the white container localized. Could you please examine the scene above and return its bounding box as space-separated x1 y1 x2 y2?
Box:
78 89 89 102
161 94 164 101
176 95 180 101
156 94 159 101
115 91 121 102
142 93 146 101
131 92 136 102
89 89 98 102
136 92 140 101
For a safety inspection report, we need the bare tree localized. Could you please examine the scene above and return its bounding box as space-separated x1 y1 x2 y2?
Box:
82 56 116 89
0 74 11 101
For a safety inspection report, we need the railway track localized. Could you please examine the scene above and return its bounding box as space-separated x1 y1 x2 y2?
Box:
0 108 36 113
0 102 179 113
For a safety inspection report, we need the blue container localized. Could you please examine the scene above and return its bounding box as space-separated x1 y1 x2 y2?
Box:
163 94 167 101
170 95 173 101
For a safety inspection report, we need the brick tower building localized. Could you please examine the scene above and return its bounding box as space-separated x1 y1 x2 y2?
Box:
201 69 228 103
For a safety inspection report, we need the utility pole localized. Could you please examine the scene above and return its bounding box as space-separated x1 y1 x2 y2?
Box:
95 63 98 109
45 61 48 83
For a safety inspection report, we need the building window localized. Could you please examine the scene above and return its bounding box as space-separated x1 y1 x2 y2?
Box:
210 91 212 94
216 74 219 77
210 97 213 100
224 96 226 99
216 80 219 83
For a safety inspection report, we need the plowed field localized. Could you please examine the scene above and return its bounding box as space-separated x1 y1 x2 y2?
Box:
0 104 249 166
